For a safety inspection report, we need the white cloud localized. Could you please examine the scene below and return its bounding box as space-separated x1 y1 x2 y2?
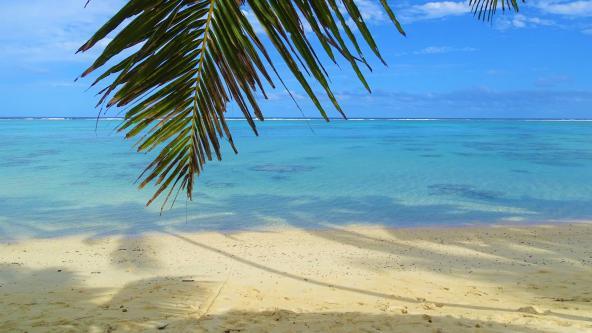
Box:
395 45 477 56
333 0 388 32
536 0 592 16
496 14 556 30
402 1 470 22
535 74 571 87
0 0 123 64
414 46 477 55
583 27 592 34
355 0 387 23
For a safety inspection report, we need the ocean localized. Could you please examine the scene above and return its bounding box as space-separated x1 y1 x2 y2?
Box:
1 118 591 239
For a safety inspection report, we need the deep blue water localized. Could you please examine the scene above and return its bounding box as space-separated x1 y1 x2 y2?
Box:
1 119 591 240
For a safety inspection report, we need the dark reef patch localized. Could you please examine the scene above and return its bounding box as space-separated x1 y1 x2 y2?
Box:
0 158 35 168
271 175 289 181
347 145 367 150
428 184 503 201
68 181 91 186
453 152 479 157
203 181 236 189
250 164 315 174
35 165 55 170
30 149 60 157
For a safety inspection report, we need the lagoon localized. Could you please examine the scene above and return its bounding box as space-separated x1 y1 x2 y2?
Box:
1 119 591 239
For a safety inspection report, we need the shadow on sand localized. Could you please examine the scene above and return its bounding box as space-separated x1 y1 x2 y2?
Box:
0 265 571 333
165 229 592 325
0 265 218 332
2 190 592 240
1 193 592 331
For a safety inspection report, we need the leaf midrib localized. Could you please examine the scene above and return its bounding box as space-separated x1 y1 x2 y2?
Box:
186 0 218 186
193 0 218 113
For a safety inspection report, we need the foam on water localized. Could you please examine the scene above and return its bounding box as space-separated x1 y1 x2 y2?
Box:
1 119 591 239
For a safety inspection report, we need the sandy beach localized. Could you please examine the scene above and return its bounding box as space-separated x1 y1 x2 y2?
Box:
1 222 591 332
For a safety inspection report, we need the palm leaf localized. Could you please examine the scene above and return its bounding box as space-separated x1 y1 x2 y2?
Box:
79 0 520 210
469 0 523 21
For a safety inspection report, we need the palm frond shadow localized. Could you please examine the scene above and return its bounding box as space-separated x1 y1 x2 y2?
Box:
194 310 552 333
305 225 592 317
2 191 591 326
3 190 592 238
108 236 163 273
0 265 576 332
165 230 592 325
0 265 218 332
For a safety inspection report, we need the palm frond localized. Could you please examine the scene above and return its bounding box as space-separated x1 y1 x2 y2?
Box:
78 0 406 209
79 0 521 210
469 0 523 21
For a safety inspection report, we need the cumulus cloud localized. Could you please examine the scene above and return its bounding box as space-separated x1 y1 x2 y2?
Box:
413 46 477 55
354 0 388 23
0 0 123 64
495 14 556 30
395 45 477 56
535 74 571 87
401 1 470 22
536 0 592 16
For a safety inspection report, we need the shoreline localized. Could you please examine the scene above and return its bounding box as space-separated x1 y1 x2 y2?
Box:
4 218 591 243
1 222 591 332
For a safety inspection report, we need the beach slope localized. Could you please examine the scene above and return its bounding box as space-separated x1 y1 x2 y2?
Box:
1 223 591 332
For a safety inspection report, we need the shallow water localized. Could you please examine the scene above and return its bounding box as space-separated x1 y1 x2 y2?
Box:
1 119 591 239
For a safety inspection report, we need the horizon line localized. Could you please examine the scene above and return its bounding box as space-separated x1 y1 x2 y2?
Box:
2 117 592 121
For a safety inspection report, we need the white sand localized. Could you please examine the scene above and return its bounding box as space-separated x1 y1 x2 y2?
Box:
1 223 591 332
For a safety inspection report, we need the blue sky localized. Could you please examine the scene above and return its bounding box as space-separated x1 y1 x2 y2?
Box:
0 0 591 118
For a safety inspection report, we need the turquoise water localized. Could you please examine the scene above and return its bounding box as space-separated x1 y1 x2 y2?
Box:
1 119 592 240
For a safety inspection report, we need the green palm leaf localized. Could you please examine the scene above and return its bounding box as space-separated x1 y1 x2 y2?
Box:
469 0 524 21
79 0 521 210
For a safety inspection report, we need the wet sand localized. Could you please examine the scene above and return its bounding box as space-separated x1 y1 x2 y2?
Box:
1 223 591 332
